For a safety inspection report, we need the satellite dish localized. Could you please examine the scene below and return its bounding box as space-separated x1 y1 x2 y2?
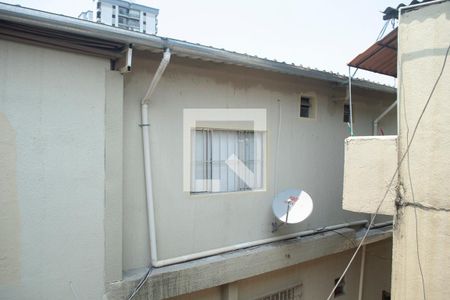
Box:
272 189 313 224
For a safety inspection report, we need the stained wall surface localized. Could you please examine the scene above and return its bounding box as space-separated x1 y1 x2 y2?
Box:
394 2 450 299
0 39 111 299
122 51 397 270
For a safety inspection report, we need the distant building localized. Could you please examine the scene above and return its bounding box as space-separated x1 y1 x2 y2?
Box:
79 0 158 34
78 10 93 21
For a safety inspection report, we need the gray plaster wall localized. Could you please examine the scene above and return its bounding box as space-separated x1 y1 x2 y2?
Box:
122 51 396 270
0 39 111 299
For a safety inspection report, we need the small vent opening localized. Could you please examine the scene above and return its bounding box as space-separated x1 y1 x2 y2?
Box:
334 277 345 298
300 96 311 118
343 104 351 123
255 283 302 300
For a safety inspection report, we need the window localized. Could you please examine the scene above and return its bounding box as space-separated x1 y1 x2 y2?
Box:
382 291 391 300
96 1 101 9
191 129 264 193
128 19 140 28
334 277 345 297
343 104 351 123
112 14 116 18
255 283 302 300
118 6 129 15
300 96 315 118
129 9 140 18
96 11 101 19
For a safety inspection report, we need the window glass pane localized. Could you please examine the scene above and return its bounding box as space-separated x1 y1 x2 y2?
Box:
300 97 311 118
118 6 128 15
191 129 264 193
128 19 140 28
129 9 140 18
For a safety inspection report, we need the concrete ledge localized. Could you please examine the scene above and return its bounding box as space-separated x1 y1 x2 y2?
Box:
343 136 398 215
106 225 392 300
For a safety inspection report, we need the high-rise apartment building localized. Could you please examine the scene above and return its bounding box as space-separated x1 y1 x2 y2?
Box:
79 0 158 34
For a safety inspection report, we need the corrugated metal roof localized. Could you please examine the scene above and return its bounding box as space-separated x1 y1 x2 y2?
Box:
0 3 396 94
348 28 397 77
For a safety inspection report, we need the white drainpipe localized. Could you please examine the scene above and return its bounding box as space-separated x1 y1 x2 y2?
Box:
373 100 397 135
152 220 367 267
348 67 354 136
141 49 171 266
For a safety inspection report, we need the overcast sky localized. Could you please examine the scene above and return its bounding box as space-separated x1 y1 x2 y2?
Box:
2 0 404 85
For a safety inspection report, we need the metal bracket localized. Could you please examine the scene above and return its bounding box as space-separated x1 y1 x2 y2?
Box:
119 44 133 74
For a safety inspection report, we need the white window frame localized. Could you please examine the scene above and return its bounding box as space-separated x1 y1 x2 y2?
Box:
190 128 265 194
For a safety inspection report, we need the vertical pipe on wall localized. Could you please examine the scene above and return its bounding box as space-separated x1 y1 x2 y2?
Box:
357 245 366 300
348 66 354 136
373 100 398 135
141 103 159 262
141 49 171 265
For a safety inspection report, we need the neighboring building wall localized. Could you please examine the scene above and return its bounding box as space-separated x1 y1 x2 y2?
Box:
363 239 392 300
394 2 450 299
378 107 397 135
78 10 93 21
122 50 396 270
99 1 115 26
167 239 392 300
0 39 120 299
92 0 158 34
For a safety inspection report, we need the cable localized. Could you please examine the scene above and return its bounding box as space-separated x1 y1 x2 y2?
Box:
274 99 282 199
127 267 154 300
376 20 390 41
401 42 450 300
326 42 450 300
271 99 282 230
401 66 427 299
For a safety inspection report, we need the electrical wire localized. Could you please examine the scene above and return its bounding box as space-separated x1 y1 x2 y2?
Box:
376 20 390 41
399 41 450 300
271 99 283 230
127 267 154 300
326 42 450 300
274 99 282 199
401 65 427 300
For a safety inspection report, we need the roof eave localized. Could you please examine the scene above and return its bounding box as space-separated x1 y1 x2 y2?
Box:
0 3 396 95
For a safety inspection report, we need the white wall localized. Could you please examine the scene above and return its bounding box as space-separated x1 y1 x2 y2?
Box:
122 51 396 270
343 136 397 216
0 40 110 299
144 12 158 34
101 2 114 26
393 2 450 299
